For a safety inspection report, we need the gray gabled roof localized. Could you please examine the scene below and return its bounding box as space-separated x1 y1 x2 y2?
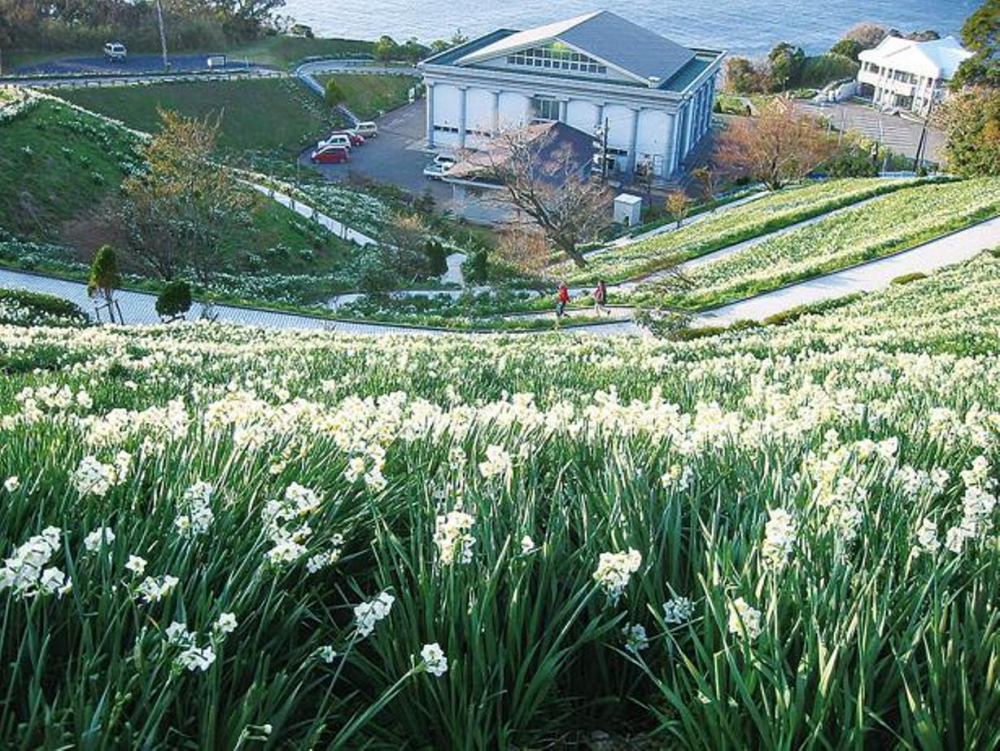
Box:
455 10 697 86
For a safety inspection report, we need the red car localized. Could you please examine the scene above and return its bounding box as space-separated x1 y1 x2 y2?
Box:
311 144 350 164
328 130 365 147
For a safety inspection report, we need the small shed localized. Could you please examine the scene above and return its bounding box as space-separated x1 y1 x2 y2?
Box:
614 193 643 227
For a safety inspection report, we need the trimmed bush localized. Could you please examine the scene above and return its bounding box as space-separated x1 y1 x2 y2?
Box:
156 281 193 319
891 272 928 285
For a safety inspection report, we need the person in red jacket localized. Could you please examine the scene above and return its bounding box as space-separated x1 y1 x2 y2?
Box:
556 283 570 318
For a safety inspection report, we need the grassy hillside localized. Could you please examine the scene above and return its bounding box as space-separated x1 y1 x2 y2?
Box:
230 36 376 69
0 92 353 278
0 251 997 747
316 73 418 119
0 97 142 239
61 78 338 158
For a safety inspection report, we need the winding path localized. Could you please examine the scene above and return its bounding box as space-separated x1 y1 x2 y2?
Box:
694 216 1000 326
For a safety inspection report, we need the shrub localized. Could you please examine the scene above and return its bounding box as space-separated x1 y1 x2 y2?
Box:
324 80 344 107
155 281 193 320
424 240 449 277
796 54 859 89
891 272 928 285
465 249 489 284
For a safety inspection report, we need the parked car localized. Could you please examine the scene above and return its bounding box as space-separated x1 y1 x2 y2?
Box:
319 134 354 150
353 122 379 138
327 130 365 147
311 145 350 164
103 42 127 62
423 155 456 180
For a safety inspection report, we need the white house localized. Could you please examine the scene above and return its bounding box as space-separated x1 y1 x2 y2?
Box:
857 35 973 116
417 11 725 180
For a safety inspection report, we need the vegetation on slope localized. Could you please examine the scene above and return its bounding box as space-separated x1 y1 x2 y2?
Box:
0 253 998 747
315 73 418 119
60 78 338 160
0 98 142 239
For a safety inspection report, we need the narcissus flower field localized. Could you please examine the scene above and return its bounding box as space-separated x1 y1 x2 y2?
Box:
1 254 998 748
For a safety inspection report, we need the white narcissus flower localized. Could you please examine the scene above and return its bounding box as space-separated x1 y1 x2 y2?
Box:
125 555 148 575
84 527 115 554
4 476 20 493
663 596 694 624
593 549 642 605
419 643 448 677
728 597 762 641
214 612 238 635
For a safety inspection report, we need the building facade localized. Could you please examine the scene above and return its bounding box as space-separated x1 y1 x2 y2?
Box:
417 11 725 179
857 35 972 116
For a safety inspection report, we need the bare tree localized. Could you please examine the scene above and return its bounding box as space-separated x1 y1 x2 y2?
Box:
470 125 611 268
714 98 835 190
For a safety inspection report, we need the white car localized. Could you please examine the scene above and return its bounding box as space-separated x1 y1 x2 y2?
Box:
353 122 379 139
103 42 127 62
319 134 353 150
423 155 456 180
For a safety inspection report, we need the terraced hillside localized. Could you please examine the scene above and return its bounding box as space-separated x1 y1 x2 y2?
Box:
561 177 926 285
1 249 997 748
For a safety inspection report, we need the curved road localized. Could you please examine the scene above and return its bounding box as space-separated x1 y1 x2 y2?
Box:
2 216 998 336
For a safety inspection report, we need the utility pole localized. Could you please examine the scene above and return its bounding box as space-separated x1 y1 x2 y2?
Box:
155 0 169 71
914 97 934 172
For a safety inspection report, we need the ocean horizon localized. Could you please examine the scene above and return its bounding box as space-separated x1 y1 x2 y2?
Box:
281 0 976 57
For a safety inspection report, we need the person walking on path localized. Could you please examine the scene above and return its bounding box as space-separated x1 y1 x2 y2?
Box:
556 283 570 318
594 280 610 316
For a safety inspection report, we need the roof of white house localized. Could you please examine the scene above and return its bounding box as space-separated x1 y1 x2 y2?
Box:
859 35 973 80
453 10 698 86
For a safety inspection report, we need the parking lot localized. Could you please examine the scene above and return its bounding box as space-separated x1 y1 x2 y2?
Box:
13 53 268 77
302 98 453 205
797 100 945 163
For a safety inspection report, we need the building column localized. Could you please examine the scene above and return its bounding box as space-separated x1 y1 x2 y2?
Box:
704 77 716 135
491 90 500 135
558 99 568 123
458 86 468 149
627 107 640 174
683 99 695 160
426 82 435 149
669 109 681 174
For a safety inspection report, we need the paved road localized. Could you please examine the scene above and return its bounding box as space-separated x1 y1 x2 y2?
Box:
295 59 418 97
695 216 1000 326
0 268 638 336
797 100 945 163
13 54 269 77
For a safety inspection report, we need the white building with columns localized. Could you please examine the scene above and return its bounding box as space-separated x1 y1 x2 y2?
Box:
417 11 725 179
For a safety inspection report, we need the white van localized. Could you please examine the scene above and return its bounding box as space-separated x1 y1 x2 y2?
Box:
319 134 353 150
353 122 378 139
103 42 127 62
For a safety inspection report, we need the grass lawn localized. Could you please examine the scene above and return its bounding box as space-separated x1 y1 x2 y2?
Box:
315 73 419 120
0 98 142 239
60 78 339 158
228 36 376 69
0 94 356 281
